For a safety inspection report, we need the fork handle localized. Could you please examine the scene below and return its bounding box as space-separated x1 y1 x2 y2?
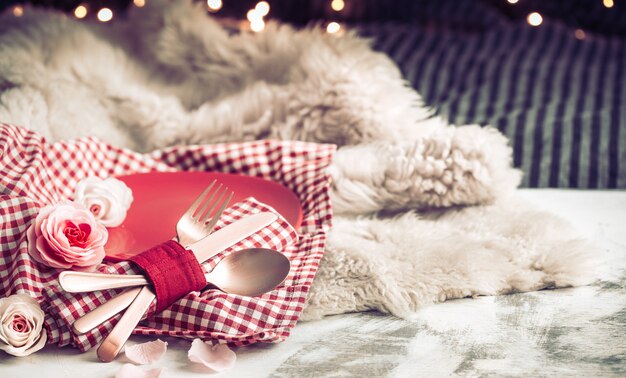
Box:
72 287 141 335
97 286 155 362
59 271 148 292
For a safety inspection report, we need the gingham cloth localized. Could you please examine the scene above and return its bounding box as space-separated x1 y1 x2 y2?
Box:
0 123 334 351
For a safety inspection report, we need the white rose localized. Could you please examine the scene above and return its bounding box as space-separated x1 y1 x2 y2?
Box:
0 294 47 357
74 177 133 227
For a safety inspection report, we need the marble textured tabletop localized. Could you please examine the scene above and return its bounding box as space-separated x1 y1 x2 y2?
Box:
1 189 624 377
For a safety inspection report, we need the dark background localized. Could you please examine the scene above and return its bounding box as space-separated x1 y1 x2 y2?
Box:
1 0 625 35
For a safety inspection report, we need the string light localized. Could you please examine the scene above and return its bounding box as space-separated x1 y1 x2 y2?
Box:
133 0 146 8
255 1 270 16
603 0 614 8
247 9 261 22
575 29 586 40
527 12 542 26
12 5 24 17
74 4 88 19
246 2 270 33
250 19 265 32
331 0 345 11
97 8 113 22
326 22 341 34
207 0 222 12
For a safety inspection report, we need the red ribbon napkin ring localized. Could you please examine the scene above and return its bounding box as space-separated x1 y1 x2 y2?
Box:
129 240 206 313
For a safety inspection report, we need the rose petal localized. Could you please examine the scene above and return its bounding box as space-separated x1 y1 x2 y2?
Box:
70 248 105 271
35 236 72 269
115 364 162 378
188 339 236 373
0 329 47 357
125 339 168 365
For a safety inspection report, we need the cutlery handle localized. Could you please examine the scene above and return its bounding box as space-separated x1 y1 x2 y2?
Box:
73 287 141 335
60 271 148 292
97 286 155 362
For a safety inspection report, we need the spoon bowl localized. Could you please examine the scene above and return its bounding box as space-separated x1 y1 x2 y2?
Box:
207 248 291 297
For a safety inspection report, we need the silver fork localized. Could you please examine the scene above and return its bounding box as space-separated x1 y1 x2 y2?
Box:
176 180 232 246
96 180 233 362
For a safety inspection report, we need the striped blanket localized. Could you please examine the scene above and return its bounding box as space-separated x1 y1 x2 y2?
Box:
357 15 625 188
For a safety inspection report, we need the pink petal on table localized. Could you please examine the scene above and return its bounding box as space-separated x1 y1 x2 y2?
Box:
188 339 236 373
125 339 168 365
115 363 162 378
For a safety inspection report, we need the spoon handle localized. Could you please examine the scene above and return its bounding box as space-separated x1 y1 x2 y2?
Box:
97 286 155 362
73 287 141 335
59 271 148 292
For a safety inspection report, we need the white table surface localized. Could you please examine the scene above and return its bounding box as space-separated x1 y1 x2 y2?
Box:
1 189 625 377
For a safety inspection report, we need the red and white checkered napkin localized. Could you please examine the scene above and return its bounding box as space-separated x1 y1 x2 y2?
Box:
0 123 335 351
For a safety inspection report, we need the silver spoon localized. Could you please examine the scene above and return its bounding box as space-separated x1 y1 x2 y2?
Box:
63 248 290 334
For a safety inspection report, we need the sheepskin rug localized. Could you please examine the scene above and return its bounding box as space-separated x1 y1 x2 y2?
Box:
0 0 599 320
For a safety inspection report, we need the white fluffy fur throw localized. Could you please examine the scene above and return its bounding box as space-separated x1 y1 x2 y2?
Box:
0 1 598 320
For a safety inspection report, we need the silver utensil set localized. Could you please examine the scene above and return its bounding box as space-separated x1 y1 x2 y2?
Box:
58 180 291 362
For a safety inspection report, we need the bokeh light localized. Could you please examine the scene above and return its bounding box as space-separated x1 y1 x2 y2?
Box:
74 5 88 19
575 29 586 40
327 22 341 34
207 0 223 12
331 0 345 12
97 8 113 22
250 19 265 32
12 5 24 17
247 9 261 22
527 12 543 26
255 1 270 16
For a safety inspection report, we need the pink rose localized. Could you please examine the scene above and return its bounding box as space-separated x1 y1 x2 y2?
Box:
0 294 47 357
26 200 108 271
